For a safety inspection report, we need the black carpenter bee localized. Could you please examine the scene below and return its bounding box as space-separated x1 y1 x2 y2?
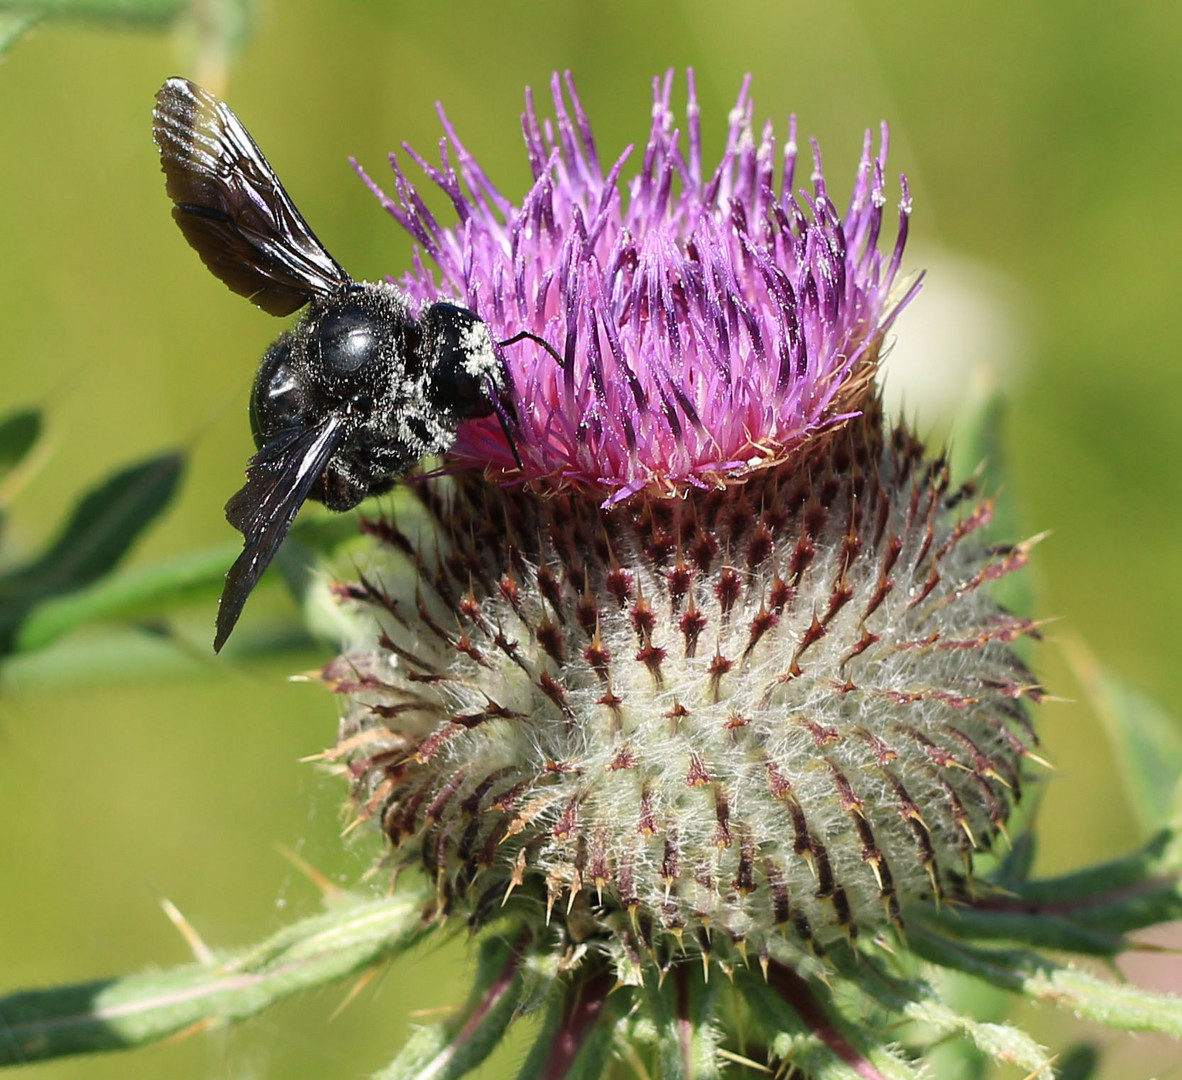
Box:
152 78 518 652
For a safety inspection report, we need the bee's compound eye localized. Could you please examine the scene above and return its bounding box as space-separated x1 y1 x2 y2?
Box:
315 302 380 378
250 334 311 446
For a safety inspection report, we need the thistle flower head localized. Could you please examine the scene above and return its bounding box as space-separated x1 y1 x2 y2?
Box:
358 72 917 500
326 71 1045 1073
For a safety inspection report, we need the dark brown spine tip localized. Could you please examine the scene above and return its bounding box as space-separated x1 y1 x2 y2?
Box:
636 641 667 686
767 862 791 925
707 651 734 701
637 788 659 835
715 566 742 618
605 564 635 606
794 612 828 661
686 752 712 788
743 605 780 660
769 574 793 613
575 588 599 638
629 597 656 638
667 558 694 609
680 602 707 658
691 529 718 573
661 831 680 886
713 788 732 848
538 616 565 664
733 831 756 894
582 632 612 680
607 744 635 770
746 523 774 571
553 795 581 840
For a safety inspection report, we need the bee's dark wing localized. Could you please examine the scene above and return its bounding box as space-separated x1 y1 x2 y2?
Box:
153 77 349 316
215 417 345 651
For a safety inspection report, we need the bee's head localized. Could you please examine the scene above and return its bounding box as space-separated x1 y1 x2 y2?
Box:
418 302 503 420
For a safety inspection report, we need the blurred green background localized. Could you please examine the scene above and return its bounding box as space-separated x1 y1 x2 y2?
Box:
1 2 1180 1077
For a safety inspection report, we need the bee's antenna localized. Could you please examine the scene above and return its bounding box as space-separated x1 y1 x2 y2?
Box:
498 329 565 369
493 328 567 472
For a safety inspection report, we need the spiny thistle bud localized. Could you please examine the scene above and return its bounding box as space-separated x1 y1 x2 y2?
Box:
323 72 1041 981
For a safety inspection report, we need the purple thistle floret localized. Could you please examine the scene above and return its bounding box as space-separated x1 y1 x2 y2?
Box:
354 71 919 501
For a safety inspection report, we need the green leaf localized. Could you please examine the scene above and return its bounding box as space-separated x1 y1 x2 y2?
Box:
1 621 323 692
0 10 41 52
907 823 1182 957
10 501 367 656
1006 825 1182 908
643 966 720 1080
12 543 234 653
0 451 183 654
1066 638 1182 836
0 408 41 481
912 904 1128 957
909 927 1182 1037
0 407 44 544
993 826 1037 888
740 965 924 1080
0 0 181 23
373 930 526 1080
0 506 369 675
0 885 432 1066
515 965 620 1080
851 953 1053 1077
0 451 184 593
